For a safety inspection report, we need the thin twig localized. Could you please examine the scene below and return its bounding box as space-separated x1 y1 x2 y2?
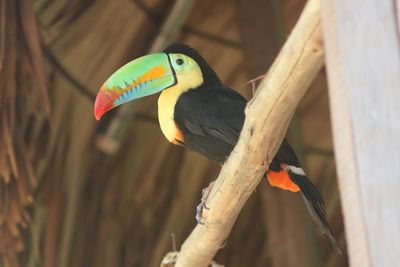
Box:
245 74 266 86
171 233 177 252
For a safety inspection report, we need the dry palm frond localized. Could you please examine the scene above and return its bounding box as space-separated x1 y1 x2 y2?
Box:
0 1 49 266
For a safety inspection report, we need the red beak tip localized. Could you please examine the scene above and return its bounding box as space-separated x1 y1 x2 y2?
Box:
94 107 105 121
94 88 118 121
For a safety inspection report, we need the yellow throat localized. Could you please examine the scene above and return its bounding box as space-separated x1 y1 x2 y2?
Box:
157 67 203 143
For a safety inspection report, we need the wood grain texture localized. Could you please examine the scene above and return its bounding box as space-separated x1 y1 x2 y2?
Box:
397 0 400 36
236 0 323 265
321 0 400 266
174 0 324 265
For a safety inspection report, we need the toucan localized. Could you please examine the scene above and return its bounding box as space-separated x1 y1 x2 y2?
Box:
94 43 341 253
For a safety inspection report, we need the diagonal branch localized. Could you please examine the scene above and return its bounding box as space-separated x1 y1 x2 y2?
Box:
171 0 324 266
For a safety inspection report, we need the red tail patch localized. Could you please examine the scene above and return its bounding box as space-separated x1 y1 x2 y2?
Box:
267 169 300 192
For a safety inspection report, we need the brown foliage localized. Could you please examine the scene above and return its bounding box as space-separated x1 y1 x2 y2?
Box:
0 0 347 266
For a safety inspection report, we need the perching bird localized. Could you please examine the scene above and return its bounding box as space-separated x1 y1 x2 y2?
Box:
94 43 341 253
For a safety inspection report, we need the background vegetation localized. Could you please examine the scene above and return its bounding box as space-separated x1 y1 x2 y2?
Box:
0 0 347 266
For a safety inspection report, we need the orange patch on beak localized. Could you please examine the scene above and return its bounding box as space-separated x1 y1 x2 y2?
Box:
134 65 166 85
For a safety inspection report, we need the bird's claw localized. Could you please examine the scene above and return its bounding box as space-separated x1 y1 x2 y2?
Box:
196 181 215 224
196 203 205 224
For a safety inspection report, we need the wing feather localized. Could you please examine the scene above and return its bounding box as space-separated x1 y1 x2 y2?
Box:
173 85 246 163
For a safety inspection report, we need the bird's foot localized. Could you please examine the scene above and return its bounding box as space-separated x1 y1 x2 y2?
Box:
196 181 215 224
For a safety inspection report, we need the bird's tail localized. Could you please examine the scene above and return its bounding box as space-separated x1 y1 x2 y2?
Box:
287 168 342 254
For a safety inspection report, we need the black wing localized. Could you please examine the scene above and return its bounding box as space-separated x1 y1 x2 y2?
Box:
174 85 246 164
274 139 301 166
174 85 302 165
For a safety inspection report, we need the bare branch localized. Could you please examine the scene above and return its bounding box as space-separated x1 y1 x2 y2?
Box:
172 0 324 266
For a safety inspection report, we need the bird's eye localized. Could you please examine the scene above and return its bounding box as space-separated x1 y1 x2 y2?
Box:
176 58 184 66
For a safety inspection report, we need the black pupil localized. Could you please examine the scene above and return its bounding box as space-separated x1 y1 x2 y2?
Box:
176 58 184 65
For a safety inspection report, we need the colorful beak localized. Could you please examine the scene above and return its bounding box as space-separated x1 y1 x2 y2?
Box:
94 53 176 120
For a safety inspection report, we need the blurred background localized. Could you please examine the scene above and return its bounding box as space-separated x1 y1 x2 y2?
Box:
0 0 348 266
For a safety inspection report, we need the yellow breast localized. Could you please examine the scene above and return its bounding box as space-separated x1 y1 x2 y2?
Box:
157 86 183 144
157 65 204 144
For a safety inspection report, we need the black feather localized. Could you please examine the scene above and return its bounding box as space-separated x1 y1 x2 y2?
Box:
288 170 342 254
174 84 245 163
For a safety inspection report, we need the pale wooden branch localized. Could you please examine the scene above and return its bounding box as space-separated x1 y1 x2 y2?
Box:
161 252 224 267
170 0 324 266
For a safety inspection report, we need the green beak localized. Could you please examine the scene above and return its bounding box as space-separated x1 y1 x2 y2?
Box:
94 53 176 120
